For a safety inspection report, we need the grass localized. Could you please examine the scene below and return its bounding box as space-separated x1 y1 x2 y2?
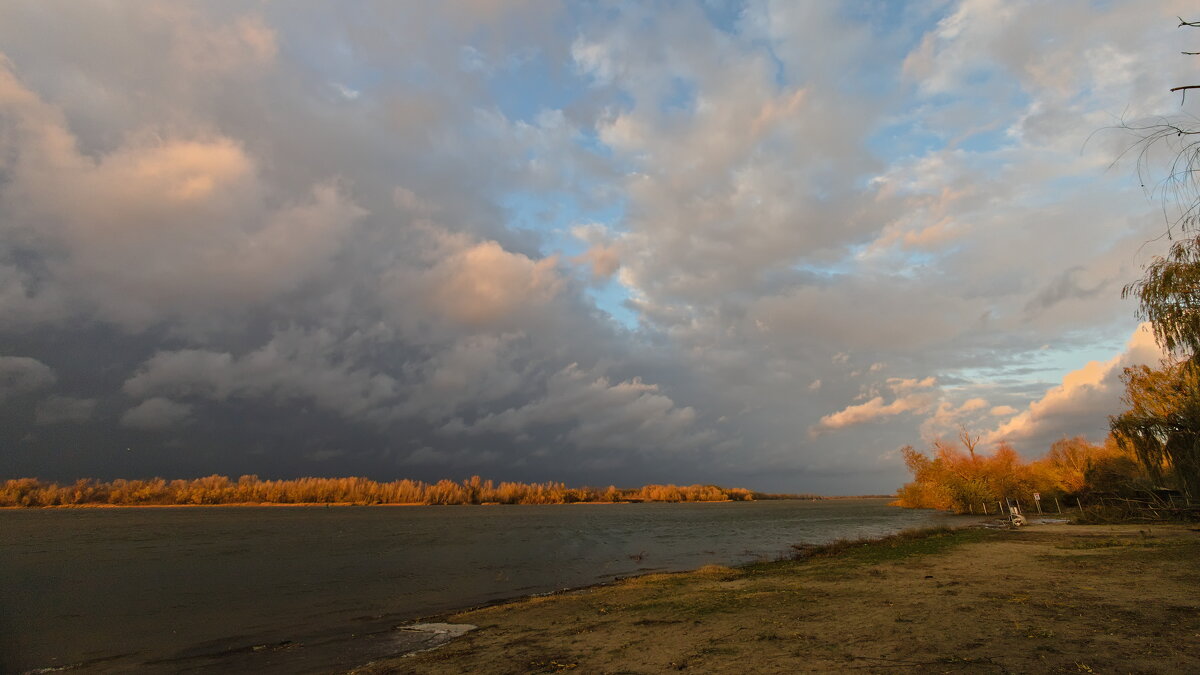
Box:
788 526 996 564
1057 537 1144 550
1055 530 1185 550
733 525 997 581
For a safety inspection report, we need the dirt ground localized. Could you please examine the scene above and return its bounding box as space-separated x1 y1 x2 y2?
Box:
353 523 1200 674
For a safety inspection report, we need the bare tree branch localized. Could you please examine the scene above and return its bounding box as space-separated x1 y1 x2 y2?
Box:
958 426 980 461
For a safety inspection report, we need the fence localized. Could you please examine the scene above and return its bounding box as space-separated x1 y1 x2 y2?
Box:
969 492 1200 522
965 496 1063 517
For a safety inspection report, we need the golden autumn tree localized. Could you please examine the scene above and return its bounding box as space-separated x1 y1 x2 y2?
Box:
893 433 1060 513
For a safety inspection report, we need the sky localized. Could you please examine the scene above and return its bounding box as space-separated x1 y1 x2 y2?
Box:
0 0 1194 494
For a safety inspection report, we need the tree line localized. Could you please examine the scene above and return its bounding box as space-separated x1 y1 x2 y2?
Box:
892 432 1146 514
0 474 789 507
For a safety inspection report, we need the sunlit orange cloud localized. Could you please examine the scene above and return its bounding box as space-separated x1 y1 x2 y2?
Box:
572 243 621 281
812 392 936 435
983 324 1166 446
428 241 563 326
105 139 253 203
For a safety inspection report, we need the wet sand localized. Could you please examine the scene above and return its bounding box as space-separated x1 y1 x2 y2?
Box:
357 523 1200 674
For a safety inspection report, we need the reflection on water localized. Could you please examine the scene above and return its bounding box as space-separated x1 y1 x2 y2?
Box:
0 499 966 672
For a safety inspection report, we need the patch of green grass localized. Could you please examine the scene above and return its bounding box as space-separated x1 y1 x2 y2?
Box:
1055 530 1188 550
1056 536 1193 554
811 526 997 563
1116 539 1199 562
738 527 1000 579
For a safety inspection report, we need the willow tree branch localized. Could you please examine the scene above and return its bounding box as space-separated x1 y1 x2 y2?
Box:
1171 85 1200 104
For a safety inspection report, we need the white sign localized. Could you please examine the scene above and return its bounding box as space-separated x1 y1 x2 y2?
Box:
1033 492 1041 500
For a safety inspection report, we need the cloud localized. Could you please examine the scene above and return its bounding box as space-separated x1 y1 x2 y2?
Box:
424 241 563 327
35 396 96 425
169 13 277 75
442 363 706 453
121 397 193 431
305 448 345 462
983 324 1166 449
0 355 55 400
814 374 996 443
399 445 502 468
0 57 366 331
0 2 1193 493
1024 266 1108 315
123 329 401 424
917 396 993 441
571 225 621 281
888 377 937 395
813 391 936 434
398 333 529 420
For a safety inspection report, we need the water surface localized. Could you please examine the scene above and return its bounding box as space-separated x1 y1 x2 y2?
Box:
0 499 967 672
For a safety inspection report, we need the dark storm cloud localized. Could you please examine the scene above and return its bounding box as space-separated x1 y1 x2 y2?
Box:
0 1 1192 493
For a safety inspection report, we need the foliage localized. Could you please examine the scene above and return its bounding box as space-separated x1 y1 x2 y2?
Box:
0 474 761 508
1123 236 1200 356
891 434 1135 513
1104 20 1200 506
1043 436 1137 495
1110 361 1200 498
1080 454 1147 496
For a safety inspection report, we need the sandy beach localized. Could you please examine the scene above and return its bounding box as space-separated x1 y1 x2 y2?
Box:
354 523 1200 674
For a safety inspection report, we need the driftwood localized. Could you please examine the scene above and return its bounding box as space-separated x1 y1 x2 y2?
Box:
1078 493 1200 523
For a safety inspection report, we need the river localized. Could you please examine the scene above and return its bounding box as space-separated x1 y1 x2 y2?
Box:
0 499 969 673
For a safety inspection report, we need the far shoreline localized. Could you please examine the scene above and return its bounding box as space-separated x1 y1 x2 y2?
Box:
0 496 896 510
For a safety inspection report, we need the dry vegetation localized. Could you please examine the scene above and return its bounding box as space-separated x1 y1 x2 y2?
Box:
0 475 792 507
893 433 1151 515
